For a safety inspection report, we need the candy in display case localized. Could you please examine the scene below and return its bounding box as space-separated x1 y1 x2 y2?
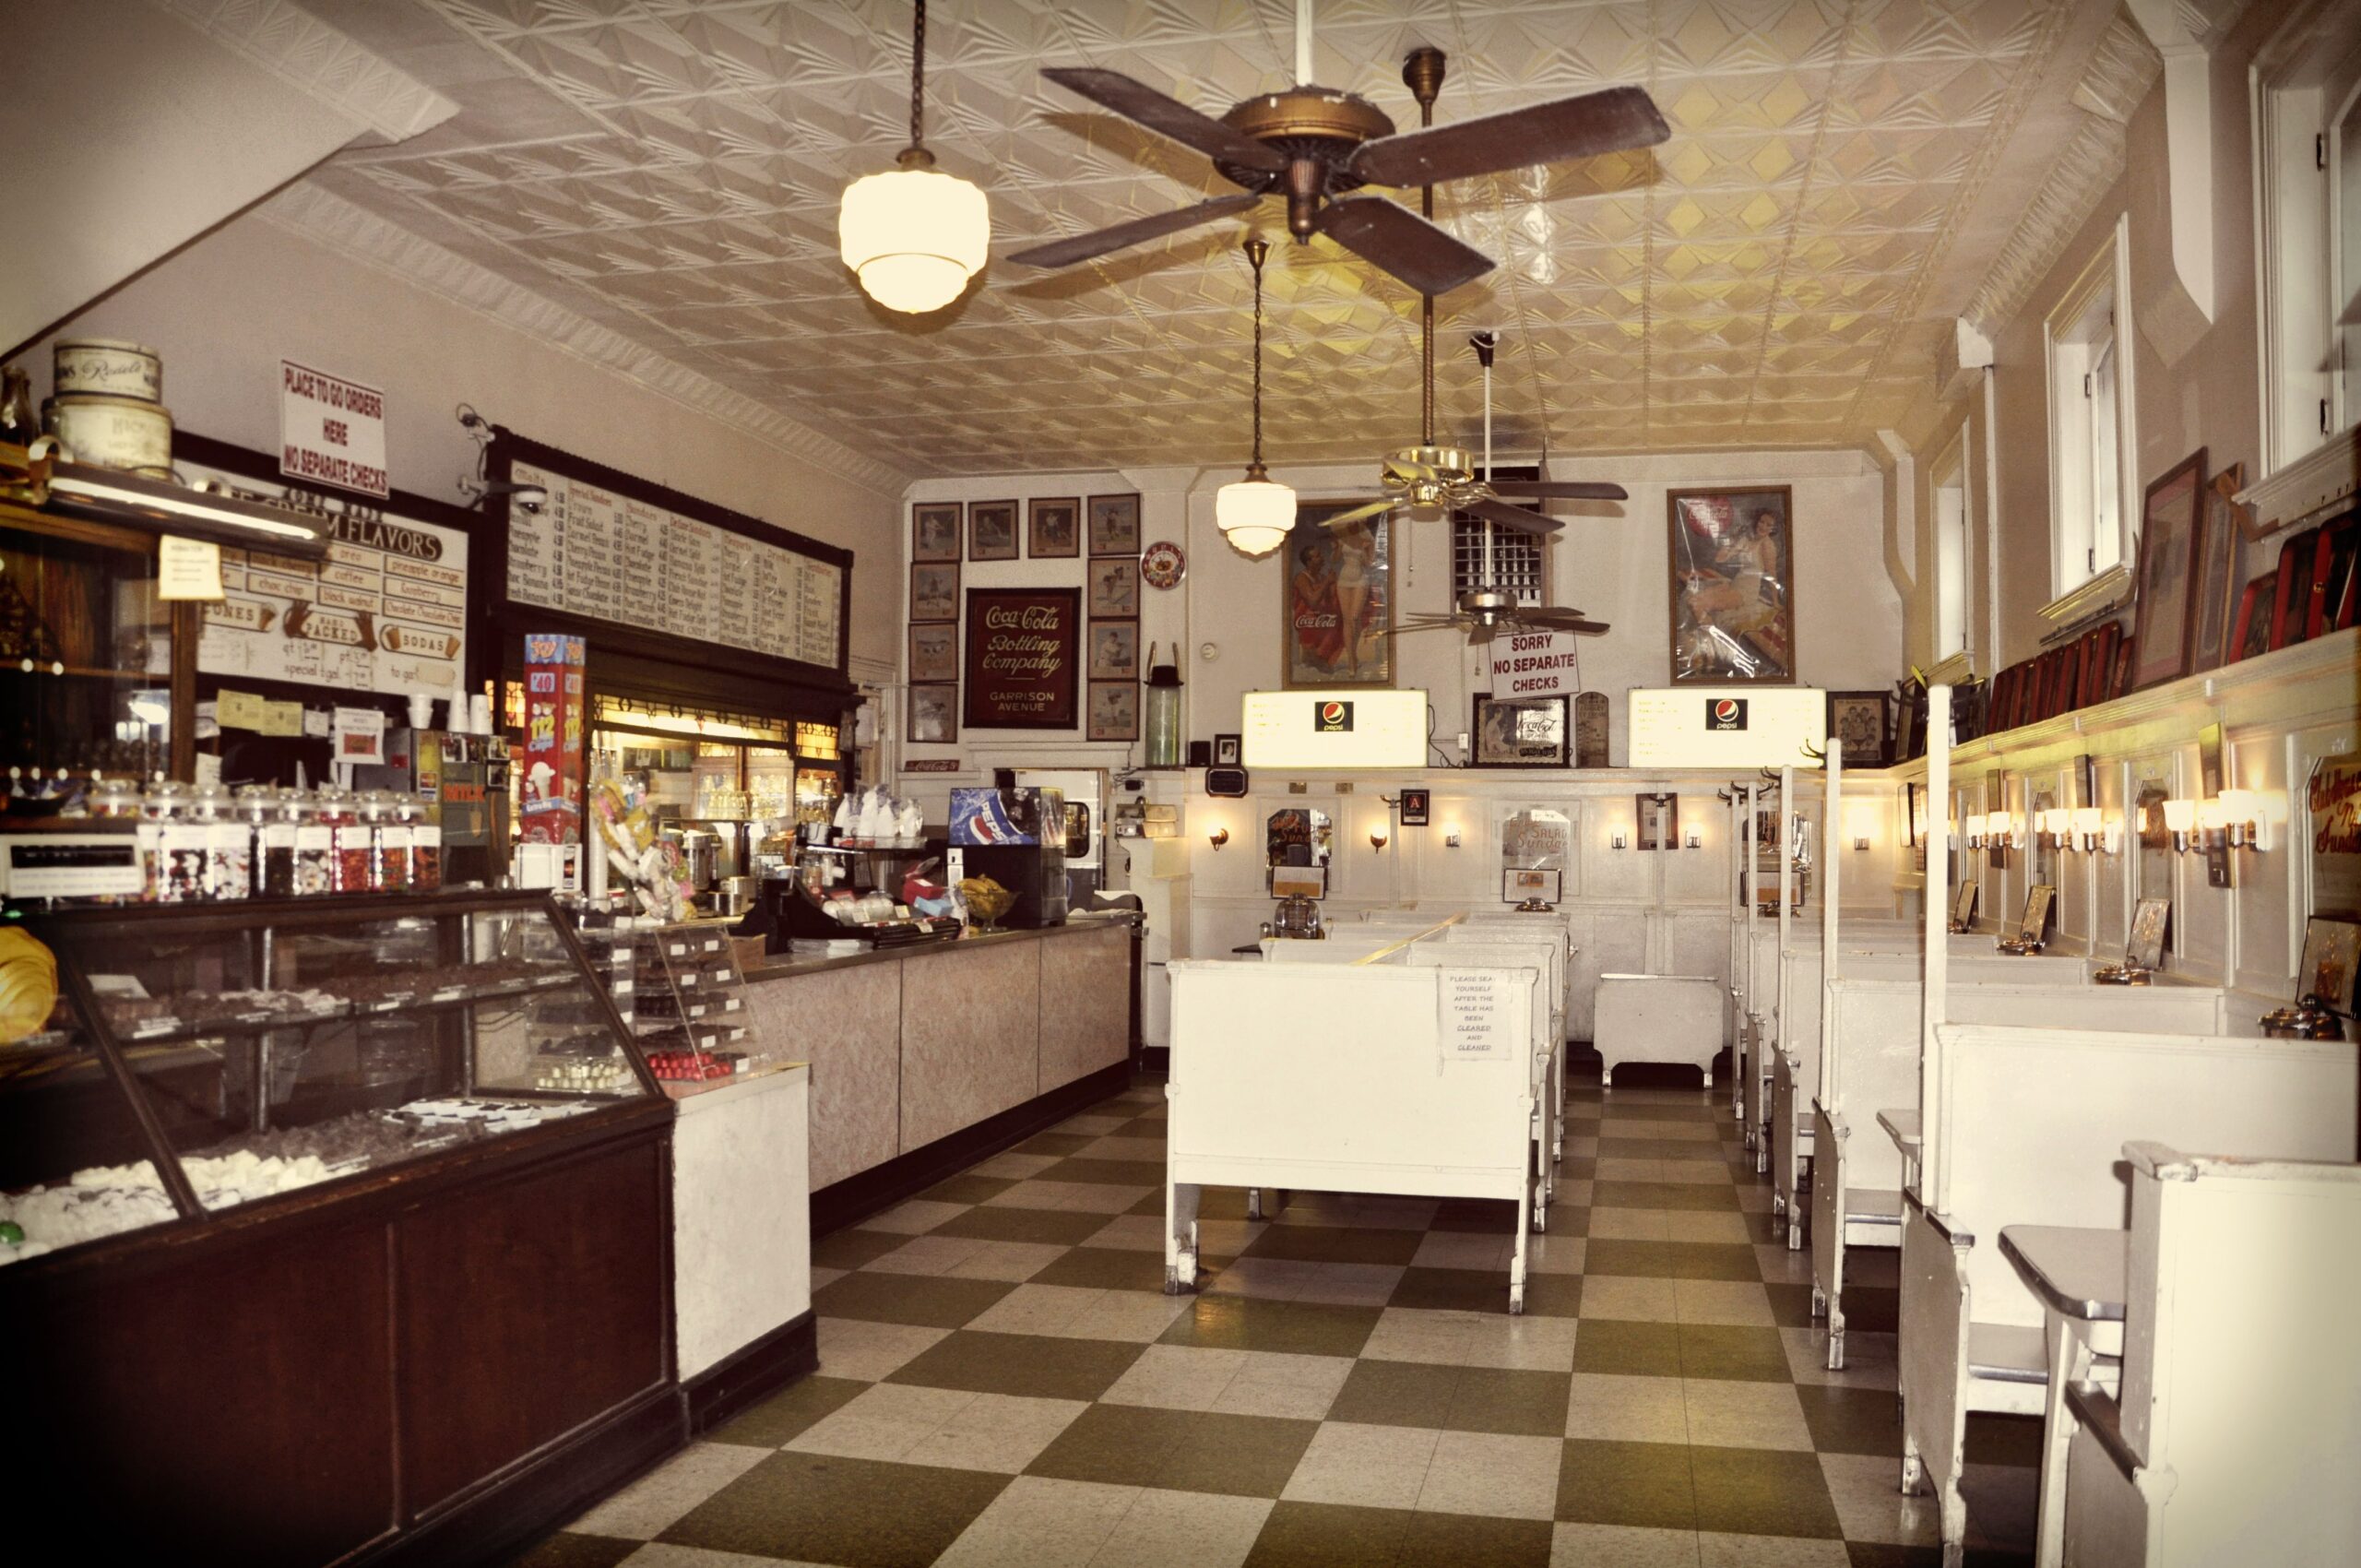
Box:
0 888 657 1268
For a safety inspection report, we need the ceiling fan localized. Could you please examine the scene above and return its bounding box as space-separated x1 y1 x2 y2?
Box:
1389 333 1613 646
1009 2 1669 297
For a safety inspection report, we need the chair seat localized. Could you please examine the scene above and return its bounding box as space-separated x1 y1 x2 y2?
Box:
1966 1322 2049 1384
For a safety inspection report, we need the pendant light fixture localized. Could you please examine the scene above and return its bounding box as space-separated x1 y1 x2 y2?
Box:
1215 237 1296 557
837 0 989 315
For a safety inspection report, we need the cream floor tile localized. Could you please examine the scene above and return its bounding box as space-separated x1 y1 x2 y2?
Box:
1358 1307 1476 1365
1205 1350 1353 1420
1416 1431 1564 1520
933 1476 1140 1568
1662 1211 1753 1244
1453 1311 1584 1371
813 1316 950 1382
1576 1276 1679 1323
1695 1534 1851 1566
966 1283 1109 1336
1289 1262 1407 1308
1549 1523 1703 1566
1672 1279 1774 1326
785 1384 978 1464
1201 1257 1318 1301
1609 1119 1721 1141
1053 1113 1133 1135
1099 1344 1249 1412
1678 1380 1813 1452
864 1232 991 1277
1562 1372 1690 1443
986 1179 1153 1215
969 1150 1063 1180
1653 1163 1736 1185
1192 1218 1269 1256
1781 1328 1899 1390
1086 1488 1272 1568
1279 1422 1441 1510
1587 1208 1675 1242
1060 1289 1194 1342
907 1392 1094 1473
864 1198 970 1234
570 1442 770 1539
1816 1453 1940 1547
1082 1214 1169 1252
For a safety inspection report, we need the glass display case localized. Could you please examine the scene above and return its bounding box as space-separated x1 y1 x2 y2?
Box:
0 889 654 1268
0 501 180 782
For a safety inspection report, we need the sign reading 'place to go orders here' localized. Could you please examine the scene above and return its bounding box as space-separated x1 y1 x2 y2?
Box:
279 361 388 499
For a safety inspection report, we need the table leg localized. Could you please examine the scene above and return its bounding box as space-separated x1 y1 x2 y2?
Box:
2034 1307 2090 1568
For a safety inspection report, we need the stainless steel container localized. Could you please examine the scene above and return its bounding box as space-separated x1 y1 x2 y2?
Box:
42 395 172 477
719 875 756 917
53 338 162 401
681 828 721 893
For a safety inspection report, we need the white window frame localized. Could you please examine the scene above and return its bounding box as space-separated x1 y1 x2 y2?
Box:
2251 0 2361 474
1930 429 1972 671
2043 219 2137 603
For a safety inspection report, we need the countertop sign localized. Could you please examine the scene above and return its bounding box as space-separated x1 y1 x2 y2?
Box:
1439 970 1514 1061
964 588 1081 730
279 361 388 498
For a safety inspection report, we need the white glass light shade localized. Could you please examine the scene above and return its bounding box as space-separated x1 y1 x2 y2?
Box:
2160 798 2197 834
838 167 990 314
1216 475 1295 557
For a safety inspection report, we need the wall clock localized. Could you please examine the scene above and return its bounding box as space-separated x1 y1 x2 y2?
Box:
1141 540 1186 589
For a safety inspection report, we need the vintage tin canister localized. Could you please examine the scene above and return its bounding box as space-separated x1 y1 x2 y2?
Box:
52 338 162 401
43 395 173 477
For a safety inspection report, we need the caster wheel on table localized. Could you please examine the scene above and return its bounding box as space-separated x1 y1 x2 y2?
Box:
1508 1289 1525 1315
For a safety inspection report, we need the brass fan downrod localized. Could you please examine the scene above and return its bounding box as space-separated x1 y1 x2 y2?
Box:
1406 45 1444 445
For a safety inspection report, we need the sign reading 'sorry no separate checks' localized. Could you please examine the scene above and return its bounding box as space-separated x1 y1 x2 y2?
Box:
964 588 1081 730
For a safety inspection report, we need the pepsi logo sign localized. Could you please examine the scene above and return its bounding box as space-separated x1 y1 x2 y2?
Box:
1314 700 1354 733
1706 698 1748 731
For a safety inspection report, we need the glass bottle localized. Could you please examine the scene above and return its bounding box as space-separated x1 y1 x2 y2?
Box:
259 788 298 897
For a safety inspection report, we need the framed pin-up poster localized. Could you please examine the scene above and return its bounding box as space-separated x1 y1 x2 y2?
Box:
1668 486 1794 684
1283 504 1392 687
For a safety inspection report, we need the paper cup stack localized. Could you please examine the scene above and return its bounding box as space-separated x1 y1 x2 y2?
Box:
44 338 172 479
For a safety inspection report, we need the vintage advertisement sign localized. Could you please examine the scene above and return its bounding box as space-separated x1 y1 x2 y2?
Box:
2308 752 2361 921
180 458 469 697
279 361 388 498
518 633 585 844
1488 631 1584 698
963 589 1080 730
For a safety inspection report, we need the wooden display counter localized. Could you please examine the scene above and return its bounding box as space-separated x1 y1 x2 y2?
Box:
742 916 1136 1230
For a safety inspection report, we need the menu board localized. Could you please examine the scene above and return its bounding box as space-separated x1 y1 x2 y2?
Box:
504 458 844 671
180 457 469 696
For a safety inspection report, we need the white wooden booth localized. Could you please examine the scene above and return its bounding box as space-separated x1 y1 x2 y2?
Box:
1404 937 1565 1219
1164 960 1542 1311
1595 972 1725 1087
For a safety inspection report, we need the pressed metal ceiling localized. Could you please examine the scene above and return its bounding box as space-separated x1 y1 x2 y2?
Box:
307 0 2145 477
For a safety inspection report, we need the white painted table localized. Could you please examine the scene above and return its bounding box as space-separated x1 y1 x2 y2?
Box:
2000 1224 2128 1568
1594 973 1723 1087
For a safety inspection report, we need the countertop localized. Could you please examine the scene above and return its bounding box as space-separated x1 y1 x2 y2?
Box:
742 911 1134 983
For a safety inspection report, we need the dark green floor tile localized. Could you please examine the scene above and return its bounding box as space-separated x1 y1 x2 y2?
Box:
1446 1366 1572 1437
1156 1408 1322 1497
1038 1156 1167 1186
1244 1501 1412 1567
1327 1359 1460 1428
812 1271 1014 1330
1429 1198 1519 1233
931 1204 1111 1246
1965 1412 2044 1467
1764 1282 1820 1327
1570 1319 1683 1378
1592 1180 1742 1211
1014 1131 1095 1157
1555 1438 1696 1527
1677 1324 1793 1383
1023 1401 1193 1487
1688 1443 1845 1538
659 1452 1008 1567
707 1373 869 1448
1028 1244 1171 1291
1397 1511 1553 1566
813 1228 913 1269
501 1532 640 1568
1584 1239 1762 1280
916 1173 1019 1206
1797 1384 1907 1456
1540 1205 1590 1238
1388 1265 1514 1313
884 1330 1145 1401
1246 1224 1426 1266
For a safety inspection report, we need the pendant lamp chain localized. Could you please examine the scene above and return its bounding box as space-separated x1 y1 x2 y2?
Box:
1249 236 1269 470
908 0 926 152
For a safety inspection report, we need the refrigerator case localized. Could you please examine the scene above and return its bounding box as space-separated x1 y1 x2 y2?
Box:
949 786 1068 930
1013 768 1106 909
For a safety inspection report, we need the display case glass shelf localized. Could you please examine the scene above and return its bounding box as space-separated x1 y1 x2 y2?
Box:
0 889 656 1263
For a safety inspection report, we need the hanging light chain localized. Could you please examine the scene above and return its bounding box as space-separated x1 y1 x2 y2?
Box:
909 0 927 151
1247 237 1270 470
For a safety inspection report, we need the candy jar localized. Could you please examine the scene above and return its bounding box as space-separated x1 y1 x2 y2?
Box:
373 791 413 892
316 785 367 895
258 788 298 897
206 783 255 900
160 781 212 903
291 790 335 897
135 777 181 902
409 796 443 892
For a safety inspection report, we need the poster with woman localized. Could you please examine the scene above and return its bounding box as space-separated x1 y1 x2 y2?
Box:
1667 486 1794 683
1282 505 1391 686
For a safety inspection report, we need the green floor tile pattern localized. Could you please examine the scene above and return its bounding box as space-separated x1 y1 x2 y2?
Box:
513 1067 2036 1567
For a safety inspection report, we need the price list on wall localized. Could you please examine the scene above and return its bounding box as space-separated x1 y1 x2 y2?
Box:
505 460 844 670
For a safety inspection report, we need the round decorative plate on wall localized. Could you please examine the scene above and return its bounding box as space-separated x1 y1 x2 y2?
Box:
1141 540 1186 589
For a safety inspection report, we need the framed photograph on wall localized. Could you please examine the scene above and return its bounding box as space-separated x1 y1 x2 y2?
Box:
1086 680 1139 742
908 684 959 744
1086 620 1138 680
1282 503 1393 686
1667 485 1794 684
2128 448 2205 689
1826 691 1890 768
1213 732 1241 766
908 622 957 683
1087 493 1141 556
1471 695 1569 766
967 499 1019 562
2189 467 2248 672
1399 788 1430 826
1088 555 1141 618
909 561 959 623
912 502 962 563
1028 496 1081 559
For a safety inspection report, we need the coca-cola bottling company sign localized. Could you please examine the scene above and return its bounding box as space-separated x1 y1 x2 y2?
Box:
963 588 1081 730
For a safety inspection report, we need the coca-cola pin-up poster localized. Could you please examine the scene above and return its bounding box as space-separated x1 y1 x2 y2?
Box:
1283 504 1392 687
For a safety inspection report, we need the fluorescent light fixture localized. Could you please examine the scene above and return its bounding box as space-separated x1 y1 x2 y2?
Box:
1625 687 1829 769
1241 689 1428 768
43 461 329 555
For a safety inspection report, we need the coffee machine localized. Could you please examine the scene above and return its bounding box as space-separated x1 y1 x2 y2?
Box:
355 729 512 886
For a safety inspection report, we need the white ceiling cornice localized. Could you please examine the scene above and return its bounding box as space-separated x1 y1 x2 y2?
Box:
256 180 917 498
153 0 459 144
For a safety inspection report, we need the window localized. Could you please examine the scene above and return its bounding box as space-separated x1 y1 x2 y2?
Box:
2254 1 2361 471
1931 431 1971 663
2045 222 2135 597
1453 467 1548 607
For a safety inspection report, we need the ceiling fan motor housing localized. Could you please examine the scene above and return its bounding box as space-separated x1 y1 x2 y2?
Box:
1218 89 1396 237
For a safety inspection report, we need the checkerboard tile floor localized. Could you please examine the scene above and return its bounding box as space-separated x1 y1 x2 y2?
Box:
513 1069 2040 1567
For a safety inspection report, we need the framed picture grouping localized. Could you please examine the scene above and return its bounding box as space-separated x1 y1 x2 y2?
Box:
1028 496 1080 559
1087 493 1141 557
1669 486 1794 683
967 499 1018 563
1283 503 1393 686
1088 555 1141 618
911 502 961 563
1471 694 1569 767
908 622 957 683
909 561 959 623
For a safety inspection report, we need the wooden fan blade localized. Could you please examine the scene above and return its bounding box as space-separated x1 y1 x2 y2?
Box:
1464 496 1563 536
1312 197 1495 296
1523 610 1612 636
1488 479 1630 501
1319 498 1396 530
1347 85 1670 188
1009 194 1263 268
1040 68 1287 175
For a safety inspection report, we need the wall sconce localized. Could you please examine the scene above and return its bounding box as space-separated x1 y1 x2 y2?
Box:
2160 797 2197 853
1963 813 1986 850
1443 828 1463 848
1207 827 1229 849
2216 788 2272 851
2038 807 2072 850
1685 827 1703 849
1609 826 1630 849
1370 830 1389 851
2072 806 2120 855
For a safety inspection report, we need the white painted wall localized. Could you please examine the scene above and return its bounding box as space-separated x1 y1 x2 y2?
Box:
14 205 908 673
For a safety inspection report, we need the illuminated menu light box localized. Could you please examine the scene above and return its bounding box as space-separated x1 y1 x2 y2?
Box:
1242 689 1429 769
1627 687 1828 769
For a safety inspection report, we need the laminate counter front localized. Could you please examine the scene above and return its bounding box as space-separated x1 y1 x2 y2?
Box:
742 917 1134 1197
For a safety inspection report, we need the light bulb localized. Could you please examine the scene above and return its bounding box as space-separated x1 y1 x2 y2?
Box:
1216 476 1296 557
838 165 990 314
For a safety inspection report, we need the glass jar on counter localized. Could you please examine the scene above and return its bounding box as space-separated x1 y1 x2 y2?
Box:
135 778 180 903
291 790 335 897
317 785 367 895
405 796 441 892
233 785 279 898
371 790 412 892
258 787 298 897
150 781 208 903
89 777 141 820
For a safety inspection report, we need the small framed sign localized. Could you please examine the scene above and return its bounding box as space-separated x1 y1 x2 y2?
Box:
1399 788 1430 826
1503 866 1561 906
